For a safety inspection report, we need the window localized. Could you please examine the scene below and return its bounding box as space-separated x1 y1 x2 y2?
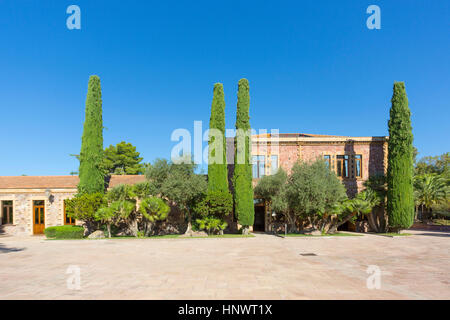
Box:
64 201 75 225
1 201 13 225
270 155 278 175
323 155 331 169
355 155 362 178
336 155 349 178
252 155 265 178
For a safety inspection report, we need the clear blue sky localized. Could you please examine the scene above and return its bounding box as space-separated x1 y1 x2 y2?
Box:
0 0 448 176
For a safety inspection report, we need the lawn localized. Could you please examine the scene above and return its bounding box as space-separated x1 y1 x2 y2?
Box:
433 219 450 226
282 232 362 237
67 234 256 240
375 232 412 237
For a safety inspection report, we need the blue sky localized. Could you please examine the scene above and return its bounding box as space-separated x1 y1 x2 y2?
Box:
0 0 448 176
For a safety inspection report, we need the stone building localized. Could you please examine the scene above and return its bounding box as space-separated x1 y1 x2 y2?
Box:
0 175 145 236
1 133 387 236
228 133 388 232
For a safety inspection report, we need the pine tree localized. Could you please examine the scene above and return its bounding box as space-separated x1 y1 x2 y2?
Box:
233 79 254 233
208 83 229 193
387 81 414 231
78 75 105 194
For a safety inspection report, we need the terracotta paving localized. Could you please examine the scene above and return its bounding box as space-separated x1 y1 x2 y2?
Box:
0 230 449 299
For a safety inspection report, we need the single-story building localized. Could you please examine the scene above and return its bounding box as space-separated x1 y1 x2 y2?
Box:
0 175 145 236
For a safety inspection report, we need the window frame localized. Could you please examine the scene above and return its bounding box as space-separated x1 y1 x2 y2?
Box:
1 201 14 225
270 155 279 175
336 155 349 178
63 200 75 225
323 155 331 169
252 155 266 178
355 154 362 178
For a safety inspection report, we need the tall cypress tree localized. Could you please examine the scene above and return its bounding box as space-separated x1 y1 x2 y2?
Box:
208 83 228 193
78 75 105 194
233 79 254 233
387 82 414 231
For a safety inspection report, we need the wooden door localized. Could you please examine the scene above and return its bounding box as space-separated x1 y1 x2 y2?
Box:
33 201 45 234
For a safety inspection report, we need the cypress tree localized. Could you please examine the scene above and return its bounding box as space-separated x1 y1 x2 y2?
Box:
78 75 105 194
387 82 414 231
208 83 229 193
233 79 254 233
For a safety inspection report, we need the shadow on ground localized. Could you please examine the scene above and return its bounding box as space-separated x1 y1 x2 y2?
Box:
414 232 450 238
0 243 25 254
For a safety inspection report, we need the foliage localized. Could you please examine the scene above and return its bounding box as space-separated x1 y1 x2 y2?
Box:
194 190 233 218
233 78 254 231
145 158 171 191
132 181 157 199
325 191 378 234
196 216 228 235
103 141 145 175
415 152 449 177
254 168 287 202
414 173 448 219
106 184 136 203
208 83 229 193
78 75 105 194
146 157 207 233
433 219 450 226
285 160 348 219
345 192 375 217
65 192 106 223
362 174 388 233
363 174 387 203
431 199 450 218
44 225 84 239
97 184 138 236
139 197 170 235
387 81 415 231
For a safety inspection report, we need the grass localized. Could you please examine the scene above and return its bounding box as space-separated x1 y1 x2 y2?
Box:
433 219 450 226
283 232 362 237
48 234 255 240
376 232 412 237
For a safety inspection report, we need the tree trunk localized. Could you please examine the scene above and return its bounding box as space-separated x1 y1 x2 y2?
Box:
145 221 154 237
132 218 138 237
107 223 111 238
328 212 356 234
367 211 379 233
184 209 193 235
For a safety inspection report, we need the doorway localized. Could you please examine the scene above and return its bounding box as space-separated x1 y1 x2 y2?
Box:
253 205 265 232
33 200 45 234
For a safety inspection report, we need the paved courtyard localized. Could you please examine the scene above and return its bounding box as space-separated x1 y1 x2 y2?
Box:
0 230 449 299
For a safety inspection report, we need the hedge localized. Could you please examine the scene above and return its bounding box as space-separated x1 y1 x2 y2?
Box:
44 225 84 239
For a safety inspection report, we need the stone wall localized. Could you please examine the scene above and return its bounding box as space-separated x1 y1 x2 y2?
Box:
0 189 76 236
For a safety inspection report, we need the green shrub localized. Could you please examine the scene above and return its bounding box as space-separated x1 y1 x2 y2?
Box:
196 216 227 235
44 225 84 239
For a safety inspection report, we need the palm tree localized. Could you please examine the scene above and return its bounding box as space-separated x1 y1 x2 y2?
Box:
414 174 448 221
328 192 374 234
363 174 388 233
105 184 138 236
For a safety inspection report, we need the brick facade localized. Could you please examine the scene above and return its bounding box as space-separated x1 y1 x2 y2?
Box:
245 133 387 232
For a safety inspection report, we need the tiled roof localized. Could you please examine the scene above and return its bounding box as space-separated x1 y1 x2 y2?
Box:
0 175 146 190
